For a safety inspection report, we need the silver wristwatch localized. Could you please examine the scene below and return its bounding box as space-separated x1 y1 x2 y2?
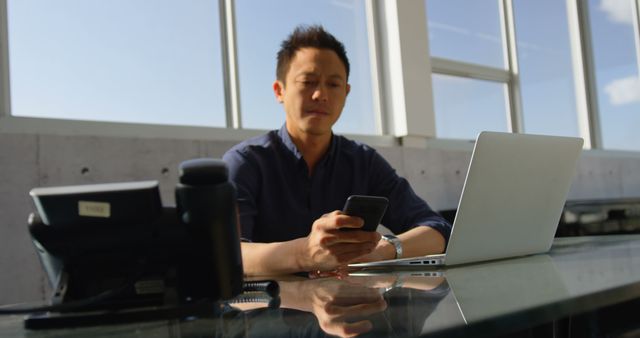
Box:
381 234 403 259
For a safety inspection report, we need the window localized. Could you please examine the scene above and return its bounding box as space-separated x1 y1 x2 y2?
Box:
426 0 510 140
426 0 505 68
432 74 509 139
426 0 615 142
513 0 580 137
7 0 226 127
234 0 377 134
588 0 640 151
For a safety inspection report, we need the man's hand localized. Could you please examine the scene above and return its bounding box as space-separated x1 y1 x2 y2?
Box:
351 238 397 263
298 211 381 272
293 277 387 338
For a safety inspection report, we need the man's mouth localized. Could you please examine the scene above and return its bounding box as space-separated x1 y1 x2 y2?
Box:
305 109 329 116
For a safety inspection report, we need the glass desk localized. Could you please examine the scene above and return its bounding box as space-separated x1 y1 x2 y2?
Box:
2 234 640 337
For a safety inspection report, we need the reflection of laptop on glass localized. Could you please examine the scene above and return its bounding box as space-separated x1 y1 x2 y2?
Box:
422 254 568 334
440 254 569 325
350 131 583 268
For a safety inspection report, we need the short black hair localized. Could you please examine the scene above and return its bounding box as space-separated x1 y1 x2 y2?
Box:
276 25 350 83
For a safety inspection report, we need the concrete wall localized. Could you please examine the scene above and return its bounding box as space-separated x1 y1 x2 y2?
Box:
1 132 639 305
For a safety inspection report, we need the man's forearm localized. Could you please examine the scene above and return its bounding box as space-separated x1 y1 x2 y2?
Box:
241 240 306 276
357 225 446 263
398 226 446 258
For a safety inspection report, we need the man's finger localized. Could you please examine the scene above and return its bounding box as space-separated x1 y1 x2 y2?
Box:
320 231 379 247
332 245 377 263
330 229 380 244
333 215 365 229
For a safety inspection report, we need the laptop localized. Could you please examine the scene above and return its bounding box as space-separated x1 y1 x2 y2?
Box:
350 131 583 268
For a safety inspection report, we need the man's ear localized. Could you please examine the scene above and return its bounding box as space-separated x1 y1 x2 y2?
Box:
273 80 285 103
346 83 351 96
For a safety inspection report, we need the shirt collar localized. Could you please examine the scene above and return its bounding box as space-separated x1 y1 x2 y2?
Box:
277 124 338 163
278 124 303 160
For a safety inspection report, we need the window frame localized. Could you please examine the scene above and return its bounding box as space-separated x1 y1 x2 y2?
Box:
1 0 640 155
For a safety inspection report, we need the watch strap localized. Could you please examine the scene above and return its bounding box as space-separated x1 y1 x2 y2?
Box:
381 234 403 259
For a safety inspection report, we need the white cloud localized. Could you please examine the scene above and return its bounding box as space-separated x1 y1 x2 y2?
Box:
604 76 640 105
599 0 634 25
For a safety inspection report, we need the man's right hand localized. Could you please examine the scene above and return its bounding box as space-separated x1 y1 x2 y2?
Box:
297 211 381 272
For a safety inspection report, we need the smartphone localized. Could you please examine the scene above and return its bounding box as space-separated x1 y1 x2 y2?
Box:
341 195 389 232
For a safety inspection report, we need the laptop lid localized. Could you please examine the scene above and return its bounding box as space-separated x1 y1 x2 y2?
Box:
443 131 583 265
349 132 583 269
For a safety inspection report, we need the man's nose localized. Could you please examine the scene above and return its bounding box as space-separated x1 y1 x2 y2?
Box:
312 85 329 101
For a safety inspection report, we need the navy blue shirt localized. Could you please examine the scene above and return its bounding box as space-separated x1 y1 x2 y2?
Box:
222 125 451 243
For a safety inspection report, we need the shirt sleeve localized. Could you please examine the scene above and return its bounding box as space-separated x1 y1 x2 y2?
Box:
368 150 452 243
223 148 260 242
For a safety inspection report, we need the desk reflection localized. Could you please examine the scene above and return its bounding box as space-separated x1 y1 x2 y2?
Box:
221 254 569 337
222 273 448 338
12 236 640 337
443 254 569 326
18 255 569 337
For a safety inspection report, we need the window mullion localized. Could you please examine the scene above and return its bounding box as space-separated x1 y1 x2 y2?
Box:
633 0 640 79
0 0 10 119
501 0 524 134
566 0 601 149
365 0 385 135
378 0 434 142
431 57 509 83
219 0 241 129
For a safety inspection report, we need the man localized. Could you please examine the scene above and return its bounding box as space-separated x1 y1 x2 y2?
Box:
223 25 451 275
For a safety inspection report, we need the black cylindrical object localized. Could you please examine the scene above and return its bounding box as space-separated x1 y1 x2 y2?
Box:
175 158 244 301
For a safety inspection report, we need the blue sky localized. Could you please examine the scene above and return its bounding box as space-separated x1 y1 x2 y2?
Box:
588 0 640 150
8 0 227 127
6 0 640 150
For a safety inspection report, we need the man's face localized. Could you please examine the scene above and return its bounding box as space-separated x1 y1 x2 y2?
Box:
273 47 350 139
